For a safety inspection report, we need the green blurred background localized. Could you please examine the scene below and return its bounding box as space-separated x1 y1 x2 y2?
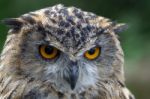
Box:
0 0 150 99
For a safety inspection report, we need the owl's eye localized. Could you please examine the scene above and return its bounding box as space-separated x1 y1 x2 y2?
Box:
84 47 101 60
39 45 59 60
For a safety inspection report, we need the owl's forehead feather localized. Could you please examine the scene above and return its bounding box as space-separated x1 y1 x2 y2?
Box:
4 4 126 54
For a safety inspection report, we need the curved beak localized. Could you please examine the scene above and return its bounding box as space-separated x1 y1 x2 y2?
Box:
64 61 79 90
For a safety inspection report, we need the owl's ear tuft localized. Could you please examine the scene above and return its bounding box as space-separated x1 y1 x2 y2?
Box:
1 18 23 30
113 23 128 34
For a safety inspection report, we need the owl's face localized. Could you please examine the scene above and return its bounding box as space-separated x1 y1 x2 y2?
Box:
1 4 125 93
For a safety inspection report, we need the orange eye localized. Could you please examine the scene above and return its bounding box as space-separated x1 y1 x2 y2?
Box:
39 45 59 60
84 47 101 60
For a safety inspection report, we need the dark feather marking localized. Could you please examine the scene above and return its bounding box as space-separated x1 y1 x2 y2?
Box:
23 88 42 99
57 92 64 99
114 24 128 33
50 19 57 24
129 95 134 99
21 16 36 25
44 10 50 15
71 94 76 99
2 18 23 29
118 80 125 87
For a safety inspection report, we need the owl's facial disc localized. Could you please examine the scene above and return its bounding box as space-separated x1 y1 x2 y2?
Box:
39 45 100 91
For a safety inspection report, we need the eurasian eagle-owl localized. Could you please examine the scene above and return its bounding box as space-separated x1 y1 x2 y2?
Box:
0 4 135 99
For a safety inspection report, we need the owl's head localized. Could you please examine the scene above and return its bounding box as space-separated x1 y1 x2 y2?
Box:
1 4 126 93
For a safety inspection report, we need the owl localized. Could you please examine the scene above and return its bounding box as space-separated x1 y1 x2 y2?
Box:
0 4 135 99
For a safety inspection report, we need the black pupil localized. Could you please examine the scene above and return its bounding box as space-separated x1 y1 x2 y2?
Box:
45 46 54 54
88 48 96 55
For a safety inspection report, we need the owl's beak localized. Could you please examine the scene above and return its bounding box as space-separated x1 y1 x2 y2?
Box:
64 61 79 90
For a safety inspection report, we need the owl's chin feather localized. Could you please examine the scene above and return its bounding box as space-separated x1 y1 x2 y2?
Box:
0 75 134 99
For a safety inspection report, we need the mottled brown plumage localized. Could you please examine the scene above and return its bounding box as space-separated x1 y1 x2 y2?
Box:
0 4 134 99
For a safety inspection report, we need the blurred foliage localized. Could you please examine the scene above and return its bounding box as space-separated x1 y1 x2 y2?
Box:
0 0 150 99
